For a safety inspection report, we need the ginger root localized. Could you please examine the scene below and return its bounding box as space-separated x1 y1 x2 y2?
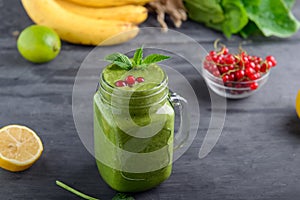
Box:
147 0 187 31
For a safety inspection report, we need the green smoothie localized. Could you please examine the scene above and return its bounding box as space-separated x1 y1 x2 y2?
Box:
94 63 175 192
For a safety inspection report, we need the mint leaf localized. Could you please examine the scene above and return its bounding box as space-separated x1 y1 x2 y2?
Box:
142 54 170 65
105 53 132 70
104 47 170 70
133 46 143 65
112 193 135 200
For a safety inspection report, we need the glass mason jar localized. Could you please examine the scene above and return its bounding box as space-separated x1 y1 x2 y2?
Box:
94 67 189 192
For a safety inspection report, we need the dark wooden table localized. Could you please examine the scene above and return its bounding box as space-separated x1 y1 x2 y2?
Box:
1 0 300 199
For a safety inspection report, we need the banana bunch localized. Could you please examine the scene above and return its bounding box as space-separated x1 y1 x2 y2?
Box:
21 0 152 46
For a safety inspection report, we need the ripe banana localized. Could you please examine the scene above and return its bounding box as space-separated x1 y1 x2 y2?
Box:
21 0 139 46
296 90 300 118
64 0 153 7
55 0 148 24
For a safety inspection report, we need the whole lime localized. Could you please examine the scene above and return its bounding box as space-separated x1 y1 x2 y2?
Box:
17 25 61 63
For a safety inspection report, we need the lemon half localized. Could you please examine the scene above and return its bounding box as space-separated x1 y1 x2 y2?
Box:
0 125 43 172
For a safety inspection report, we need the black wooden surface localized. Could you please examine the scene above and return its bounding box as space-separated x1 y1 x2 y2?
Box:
1 0 300 199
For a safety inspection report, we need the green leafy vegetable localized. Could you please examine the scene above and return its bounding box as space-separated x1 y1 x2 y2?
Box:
221 0 248 37
56 180 135 200
184 0 224 31
184 0 300 38
240 21 262 38
282 0 295 9
104 46 170 70
112 193 135 200
245 0 300 37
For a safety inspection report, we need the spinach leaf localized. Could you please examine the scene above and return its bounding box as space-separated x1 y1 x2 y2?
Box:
240 21 262 38
184 0 224 31
183 0 300 38
282 0 296 9
244 0 300 37
221 0 248 37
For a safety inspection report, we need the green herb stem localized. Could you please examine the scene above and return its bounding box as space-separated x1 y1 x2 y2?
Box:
56 180 99 200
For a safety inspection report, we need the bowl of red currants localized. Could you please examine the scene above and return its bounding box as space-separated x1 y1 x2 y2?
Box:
202 44 277 99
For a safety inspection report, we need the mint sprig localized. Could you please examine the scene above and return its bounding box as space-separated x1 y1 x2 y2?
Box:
132 46 143 65
104 52 132 70
104 46 170 70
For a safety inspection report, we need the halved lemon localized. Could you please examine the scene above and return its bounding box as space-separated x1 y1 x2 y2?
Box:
296 90 300 118
0 125 43 172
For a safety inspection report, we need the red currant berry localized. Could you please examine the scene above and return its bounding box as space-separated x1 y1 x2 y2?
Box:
209 51 216 57
115 80 126 87
245 67 256 77
260 62 270 73
255 73 261 79
249 73 260 80
238 61 244 67
229 72 236 81
203 62 210 70
125 75 136 85
242 56 249 63
219 59 225 65
136 77 145 83
228 65 235 70
222 75 230 83
235 70 245 80
257 57 263 63
245 62 255 69
267 61 273 68
212 55 219 63
254 64 261 72
222 47 229 55
213 70 220 77
225 55 235 64
266 55 277 67
219 66 229 74
205 55 212 62
250 82 258 90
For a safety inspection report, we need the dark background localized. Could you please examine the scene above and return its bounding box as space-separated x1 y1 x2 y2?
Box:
1 0 300 199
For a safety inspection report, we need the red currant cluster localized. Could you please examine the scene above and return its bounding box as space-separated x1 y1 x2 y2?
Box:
204 46 277 90
115 75 145 87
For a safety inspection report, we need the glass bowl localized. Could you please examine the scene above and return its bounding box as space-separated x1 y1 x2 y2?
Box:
202 67 270 99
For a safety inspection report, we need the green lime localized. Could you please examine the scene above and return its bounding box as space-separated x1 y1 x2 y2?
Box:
17 25 61 63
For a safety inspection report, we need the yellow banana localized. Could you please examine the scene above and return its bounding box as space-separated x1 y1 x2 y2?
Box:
64 0 153 7
55 0 148 24
296 90 300 118
21 0 139 46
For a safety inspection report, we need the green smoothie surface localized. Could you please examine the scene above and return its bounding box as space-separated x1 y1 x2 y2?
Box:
102 63 165 91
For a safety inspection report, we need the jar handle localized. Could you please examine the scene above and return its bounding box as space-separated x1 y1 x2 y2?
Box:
170 93 190 150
